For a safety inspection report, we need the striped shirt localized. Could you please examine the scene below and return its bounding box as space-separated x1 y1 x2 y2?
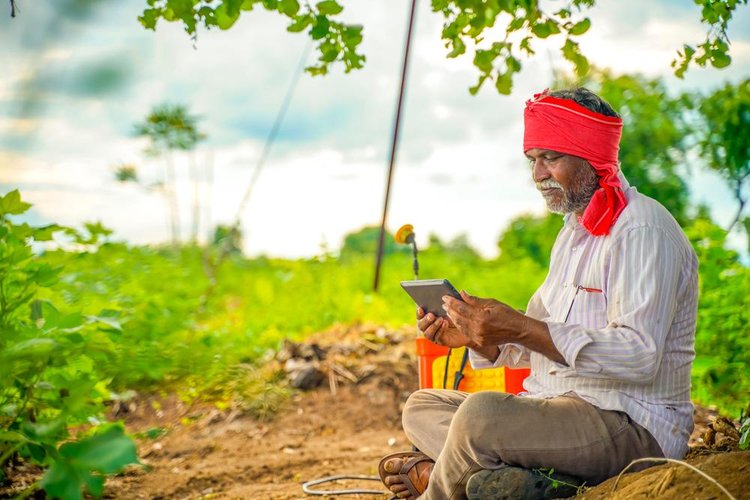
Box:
470 175 699 459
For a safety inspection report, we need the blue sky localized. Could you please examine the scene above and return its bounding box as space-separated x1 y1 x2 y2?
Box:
1 0 749 257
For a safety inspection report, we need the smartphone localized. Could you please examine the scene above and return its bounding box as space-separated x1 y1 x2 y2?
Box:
400 279 463 318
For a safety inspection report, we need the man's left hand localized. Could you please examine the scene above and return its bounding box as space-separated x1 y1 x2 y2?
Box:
442 291 528 348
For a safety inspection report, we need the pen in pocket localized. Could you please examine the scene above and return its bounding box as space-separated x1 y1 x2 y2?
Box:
564 285 603 322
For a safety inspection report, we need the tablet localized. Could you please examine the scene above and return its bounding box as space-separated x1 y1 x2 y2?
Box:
400 279 463 317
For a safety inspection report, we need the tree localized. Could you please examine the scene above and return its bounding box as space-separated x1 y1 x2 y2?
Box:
340 225 406 257
695 78 750 233
497 214 561 268
558 70 694 223
134 104 206 245
138 0 747 94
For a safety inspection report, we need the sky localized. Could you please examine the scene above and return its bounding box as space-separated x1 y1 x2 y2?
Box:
1 0 749 258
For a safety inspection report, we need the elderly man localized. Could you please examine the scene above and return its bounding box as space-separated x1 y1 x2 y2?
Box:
378 88 698 500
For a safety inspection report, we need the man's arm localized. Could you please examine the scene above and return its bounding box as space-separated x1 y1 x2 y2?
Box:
444 292 566 365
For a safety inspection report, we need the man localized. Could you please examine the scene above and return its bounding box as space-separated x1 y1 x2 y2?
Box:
377 88 698 500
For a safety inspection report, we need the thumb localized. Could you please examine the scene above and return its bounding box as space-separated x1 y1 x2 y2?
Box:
460 290 481 305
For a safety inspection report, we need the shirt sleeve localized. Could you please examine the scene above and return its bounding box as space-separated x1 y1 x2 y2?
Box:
468 343 529 369
547 226 684 383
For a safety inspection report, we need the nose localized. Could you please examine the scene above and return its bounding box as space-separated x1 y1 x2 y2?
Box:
532 158 550 183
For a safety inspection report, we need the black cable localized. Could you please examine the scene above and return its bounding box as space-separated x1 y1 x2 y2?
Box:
453 348 470 390
442 347 452 389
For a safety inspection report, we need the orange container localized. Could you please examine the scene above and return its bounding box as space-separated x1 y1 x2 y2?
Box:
416 338 530 394
415 337 450 389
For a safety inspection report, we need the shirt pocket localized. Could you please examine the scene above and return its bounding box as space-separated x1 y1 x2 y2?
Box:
567 288 608 330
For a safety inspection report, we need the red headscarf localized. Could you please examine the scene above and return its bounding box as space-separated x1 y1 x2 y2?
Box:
523 90 626 236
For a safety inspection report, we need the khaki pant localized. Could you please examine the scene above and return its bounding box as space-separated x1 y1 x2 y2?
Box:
402 390 664 500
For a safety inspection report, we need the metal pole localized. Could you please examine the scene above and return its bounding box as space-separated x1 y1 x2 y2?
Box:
373 0 419 292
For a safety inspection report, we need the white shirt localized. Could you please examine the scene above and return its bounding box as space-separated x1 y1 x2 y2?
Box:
470 176 698 459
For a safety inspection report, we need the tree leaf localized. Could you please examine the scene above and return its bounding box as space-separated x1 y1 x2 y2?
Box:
311 15 330 39
4 338 60 360
0 190 32 216
85 474 105 498
710 51 731 68
495 69 513 95
278 0 299 16
21 418 68 443
40 460 85 500
531 22 551 38
447 37 466 58
568 18 591 36
87 314 123 332
138 8 160 30
33 224 63 242
214 3 241 30
31 263 61 287
0 430 27 443
316 0 343 15
59 426 138 474
287 14 313 32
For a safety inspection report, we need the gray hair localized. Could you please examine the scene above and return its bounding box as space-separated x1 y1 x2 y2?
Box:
549 87 620 118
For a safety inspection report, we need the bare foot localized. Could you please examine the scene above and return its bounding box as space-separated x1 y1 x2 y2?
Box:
381 455 434 499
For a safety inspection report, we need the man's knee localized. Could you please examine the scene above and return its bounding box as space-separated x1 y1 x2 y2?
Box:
451 391 515 438
402 389 439 434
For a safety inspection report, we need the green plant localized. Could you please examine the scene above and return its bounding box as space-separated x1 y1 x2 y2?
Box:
739 408 749 450
0 190 138 499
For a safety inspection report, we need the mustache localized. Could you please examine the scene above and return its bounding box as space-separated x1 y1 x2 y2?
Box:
536 179 563 191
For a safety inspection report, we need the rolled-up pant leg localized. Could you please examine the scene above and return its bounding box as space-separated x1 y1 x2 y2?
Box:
401 389 663 500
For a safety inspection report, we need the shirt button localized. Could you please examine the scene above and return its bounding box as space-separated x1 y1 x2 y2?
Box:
572 246 577 252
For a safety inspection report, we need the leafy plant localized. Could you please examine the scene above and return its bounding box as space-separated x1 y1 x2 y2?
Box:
739 405 750 450
0 190 138 499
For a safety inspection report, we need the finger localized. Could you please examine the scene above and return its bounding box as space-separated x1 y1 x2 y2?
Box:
417 312 438 332
416 306 425 319
432 319 446 345
443 295 472 318
423 317 444 343
460 289 487 306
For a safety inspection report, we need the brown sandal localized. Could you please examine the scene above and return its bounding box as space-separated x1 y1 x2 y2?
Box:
378 451 434 498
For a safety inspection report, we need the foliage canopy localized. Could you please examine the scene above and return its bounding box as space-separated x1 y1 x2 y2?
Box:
695 78 750 232
138 0 748 94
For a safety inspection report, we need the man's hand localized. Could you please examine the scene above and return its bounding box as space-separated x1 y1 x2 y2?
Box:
417 306 472 348
442 291 527 346
443 290 567 365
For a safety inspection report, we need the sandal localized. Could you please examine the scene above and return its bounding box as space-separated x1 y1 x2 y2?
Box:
378 451 434 499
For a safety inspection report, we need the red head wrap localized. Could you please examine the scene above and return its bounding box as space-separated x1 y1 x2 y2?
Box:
523 90 626 236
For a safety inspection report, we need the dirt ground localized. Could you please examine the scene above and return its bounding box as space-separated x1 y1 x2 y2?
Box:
2 324 748 499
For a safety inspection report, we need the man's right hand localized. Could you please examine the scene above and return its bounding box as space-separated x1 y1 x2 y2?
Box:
417 306 472 348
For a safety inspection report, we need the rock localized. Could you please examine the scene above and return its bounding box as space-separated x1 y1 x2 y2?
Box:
287 363 325 391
